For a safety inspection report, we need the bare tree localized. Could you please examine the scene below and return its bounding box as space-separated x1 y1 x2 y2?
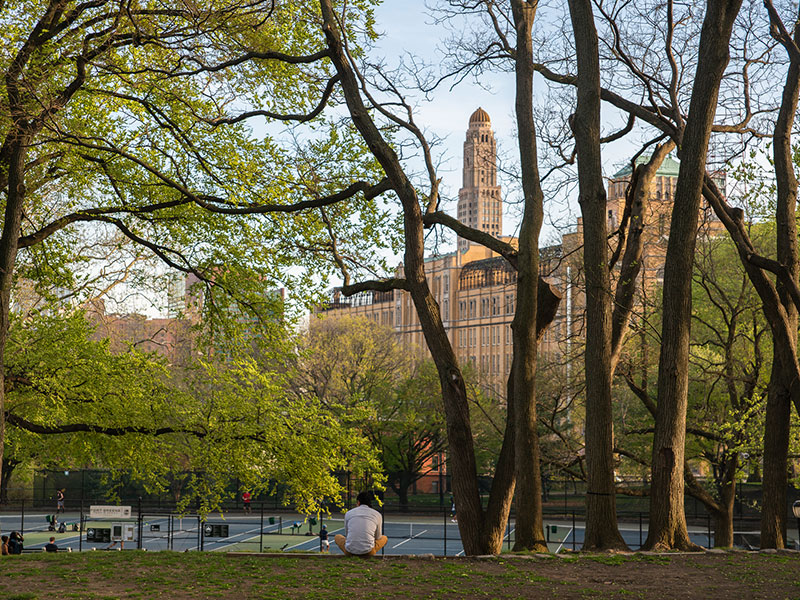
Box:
567 0 628 551
318 0 563 553
646 0 743 551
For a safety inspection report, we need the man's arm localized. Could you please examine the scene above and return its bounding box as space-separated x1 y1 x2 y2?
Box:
374 514 381 542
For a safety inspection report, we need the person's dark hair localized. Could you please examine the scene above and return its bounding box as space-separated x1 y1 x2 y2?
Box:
356 491 373 507
1 535 7 542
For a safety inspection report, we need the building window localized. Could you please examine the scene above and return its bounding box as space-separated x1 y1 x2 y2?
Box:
505 294 515 314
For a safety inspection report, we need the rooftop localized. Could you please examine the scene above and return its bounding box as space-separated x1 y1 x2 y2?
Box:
469 107 491 124
613 154 680 179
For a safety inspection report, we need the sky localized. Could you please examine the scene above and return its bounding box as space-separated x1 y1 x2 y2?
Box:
366 1 632 248
369 1 534 246
366 2 667 249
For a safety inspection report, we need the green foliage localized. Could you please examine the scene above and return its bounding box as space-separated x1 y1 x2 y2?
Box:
687 232 772 482
5 309 382 515
291 316 447 499
4 0 393 325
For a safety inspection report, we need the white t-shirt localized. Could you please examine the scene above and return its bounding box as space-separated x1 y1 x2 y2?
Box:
343 504 382 554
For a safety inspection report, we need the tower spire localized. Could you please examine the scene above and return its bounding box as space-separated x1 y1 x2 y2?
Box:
457 108 503 253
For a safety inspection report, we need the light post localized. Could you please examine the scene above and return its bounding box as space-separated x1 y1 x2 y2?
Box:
792 501 800 550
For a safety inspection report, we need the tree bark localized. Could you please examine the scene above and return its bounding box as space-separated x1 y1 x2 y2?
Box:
713 459 737 548
0 458 19 504
645 0 742 551
509 0 546 552
567 0 628 551
0 136 30 492
760 0 800 549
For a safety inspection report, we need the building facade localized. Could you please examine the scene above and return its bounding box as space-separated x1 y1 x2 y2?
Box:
318 108 562 395
316 109 722 397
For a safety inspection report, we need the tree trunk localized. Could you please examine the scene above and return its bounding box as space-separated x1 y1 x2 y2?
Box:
509 0 546 552
761 358 792 548
567 0 628 551
645 0 742 551
395 473 411 512
0 458 19 504
760 3 800 549
0 137 30 490
484 364 518 550
713 459 737 548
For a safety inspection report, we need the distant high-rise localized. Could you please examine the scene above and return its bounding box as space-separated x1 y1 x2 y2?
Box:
457 107 503 253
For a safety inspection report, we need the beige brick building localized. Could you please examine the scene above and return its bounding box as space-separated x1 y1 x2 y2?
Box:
316 109 723 395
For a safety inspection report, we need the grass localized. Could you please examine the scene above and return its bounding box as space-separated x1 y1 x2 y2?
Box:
0 549 798 599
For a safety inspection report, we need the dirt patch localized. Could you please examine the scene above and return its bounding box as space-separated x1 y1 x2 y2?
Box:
0 550 798 599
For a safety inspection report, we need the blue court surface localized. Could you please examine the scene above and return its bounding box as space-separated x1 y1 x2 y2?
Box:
0 511 760 554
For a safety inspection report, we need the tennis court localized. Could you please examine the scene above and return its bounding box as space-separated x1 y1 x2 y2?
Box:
212 515 574 556
0 510 766 554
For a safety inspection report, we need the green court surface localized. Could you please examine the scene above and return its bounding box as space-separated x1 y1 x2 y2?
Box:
15 529 79 547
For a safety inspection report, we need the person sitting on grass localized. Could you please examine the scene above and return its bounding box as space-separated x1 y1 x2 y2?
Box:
44 537 58 553
1 535 9 556
8 531 23 555
334 491 387 557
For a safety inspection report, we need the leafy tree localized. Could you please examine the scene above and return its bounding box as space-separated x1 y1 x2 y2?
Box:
2 309 381 514
291 317 447 509
0 0 390 490
372 360 447 509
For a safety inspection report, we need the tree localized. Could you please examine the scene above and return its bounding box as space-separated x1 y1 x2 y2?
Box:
694 1 800 547
531 0 744 550
372 360 448 509
617 231 770 548
2 308 382 513
756 0 800 549
317 0 561 554
291 316 447 509
685 233 769 547
645 0 743 551
567 0 628 551
0 1 390 490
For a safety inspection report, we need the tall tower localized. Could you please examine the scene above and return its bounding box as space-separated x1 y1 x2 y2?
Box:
457 107 503 253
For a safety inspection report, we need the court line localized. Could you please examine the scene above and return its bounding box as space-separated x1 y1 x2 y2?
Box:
555 527 574 553
391 528 428 548
283 536 321 551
